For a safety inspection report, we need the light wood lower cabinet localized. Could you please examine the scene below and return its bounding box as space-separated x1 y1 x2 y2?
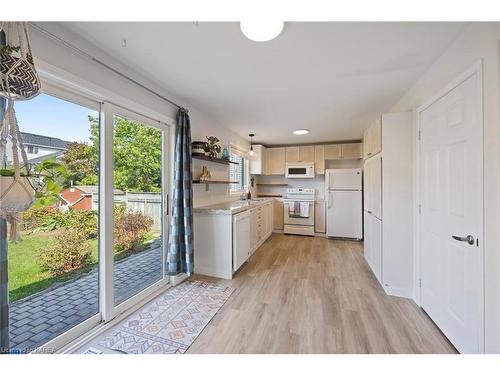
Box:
273 199 284 230
250 201 274 254
314 199 326 233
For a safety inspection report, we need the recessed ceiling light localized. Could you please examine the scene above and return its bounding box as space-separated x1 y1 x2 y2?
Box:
293 129 310 135
240 21 284 42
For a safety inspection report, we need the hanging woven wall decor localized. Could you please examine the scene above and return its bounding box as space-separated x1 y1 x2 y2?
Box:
0 22 40 241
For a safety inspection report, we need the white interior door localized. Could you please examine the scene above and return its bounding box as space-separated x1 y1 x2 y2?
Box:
419 71 483 353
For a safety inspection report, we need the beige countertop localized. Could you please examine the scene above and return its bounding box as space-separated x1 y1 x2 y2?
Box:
194 198 274 215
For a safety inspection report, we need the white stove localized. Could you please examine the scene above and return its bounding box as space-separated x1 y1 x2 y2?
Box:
284 188 315 202
283 188 315 236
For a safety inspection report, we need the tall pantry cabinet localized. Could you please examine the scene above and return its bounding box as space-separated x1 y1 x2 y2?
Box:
363 112 413 298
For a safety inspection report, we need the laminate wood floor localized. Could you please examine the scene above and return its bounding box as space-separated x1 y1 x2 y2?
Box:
188 234 456 354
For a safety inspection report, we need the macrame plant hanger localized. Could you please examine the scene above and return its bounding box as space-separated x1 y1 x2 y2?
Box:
0 22 40 242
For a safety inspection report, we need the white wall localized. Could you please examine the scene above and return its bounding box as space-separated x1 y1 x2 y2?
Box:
389 23 500 353
29 23 248 207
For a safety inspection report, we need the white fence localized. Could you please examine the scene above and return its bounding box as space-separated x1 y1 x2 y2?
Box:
92 192 163 230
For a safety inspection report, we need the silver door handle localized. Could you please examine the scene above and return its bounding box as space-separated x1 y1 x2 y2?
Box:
452 235 475 245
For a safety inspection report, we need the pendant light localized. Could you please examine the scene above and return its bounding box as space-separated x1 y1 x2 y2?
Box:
248 133 255 156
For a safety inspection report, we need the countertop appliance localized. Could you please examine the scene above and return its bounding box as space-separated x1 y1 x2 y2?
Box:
232 210 251 272
325 169 363 239
285 162 315 178
283 188 315 236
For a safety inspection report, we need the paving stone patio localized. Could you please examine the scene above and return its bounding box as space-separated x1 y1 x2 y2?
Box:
9 243 163 353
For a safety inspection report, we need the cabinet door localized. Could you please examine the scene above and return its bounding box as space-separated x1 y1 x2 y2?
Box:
249 144 267 174
370 215 382 282
314 145 325 175
341 143 362 159
299 145 315 162
314 200 326 233
324 144 342 160
273 199 284 230
250 208 258 252
267 202 273 237
363 128 371 159
371 156 382 220
371 119 382 156
267 147 286 175
285 146 300 162
363 212 371 264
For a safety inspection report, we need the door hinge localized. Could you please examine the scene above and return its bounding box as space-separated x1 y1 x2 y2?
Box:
418 204 421 215
419 278 422 288
418 130 421 141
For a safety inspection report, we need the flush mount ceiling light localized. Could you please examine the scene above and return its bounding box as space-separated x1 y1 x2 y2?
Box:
240 21 284 42
293 129 310 135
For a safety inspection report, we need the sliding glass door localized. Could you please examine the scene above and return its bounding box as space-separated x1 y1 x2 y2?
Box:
7 91 101 353
111 113 166 307
1 88 171 353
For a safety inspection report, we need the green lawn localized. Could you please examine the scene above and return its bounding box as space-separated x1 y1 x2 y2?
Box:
8 234 98 302
7 231 160 303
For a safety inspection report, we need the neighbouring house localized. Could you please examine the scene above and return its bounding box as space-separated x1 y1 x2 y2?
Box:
5 132 71 167
59 185 125 211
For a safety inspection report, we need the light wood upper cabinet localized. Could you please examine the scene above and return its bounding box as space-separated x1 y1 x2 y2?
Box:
314 199 326 233
341 143 363 160
363 118 382 159
249 145 267 175
299 145 315 162
314 145 325 175
273 199 284 230
266 147 286 175
324 144 342 160
285 146 314 163
285 146 300 162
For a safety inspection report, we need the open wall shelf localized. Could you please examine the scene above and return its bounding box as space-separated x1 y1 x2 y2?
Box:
192 154 238 165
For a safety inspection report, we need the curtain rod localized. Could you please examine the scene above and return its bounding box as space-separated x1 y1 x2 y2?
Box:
28 23 187 113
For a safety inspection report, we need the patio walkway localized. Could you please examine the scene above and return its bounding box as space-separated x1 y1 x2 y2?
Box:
9 243 163 353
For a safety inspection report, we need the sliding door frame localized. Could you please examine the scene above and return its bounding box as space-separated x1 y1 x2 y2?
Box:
30 64 175 352
103 103 171 321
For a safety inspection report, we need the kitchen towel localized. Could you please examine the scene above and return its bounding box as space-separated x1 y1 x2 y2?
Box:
299 202 310 218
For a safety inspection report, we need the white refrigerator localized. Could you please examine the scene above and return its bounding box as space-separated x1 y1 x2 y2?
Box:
325 168 363 239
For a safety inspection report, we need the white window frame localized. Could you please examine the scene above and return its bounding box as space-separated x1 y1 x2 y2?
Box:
229 146 249 195
24 64 176 354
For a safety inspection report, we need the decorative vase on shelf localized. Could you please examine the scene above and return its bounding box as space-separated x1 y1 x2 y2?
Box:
199 166 211 182
192 141 207 156
222 147 230 160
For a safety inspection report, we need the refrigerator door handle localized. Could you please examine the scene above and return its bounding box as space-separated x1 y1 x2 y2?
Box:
328 191 333 208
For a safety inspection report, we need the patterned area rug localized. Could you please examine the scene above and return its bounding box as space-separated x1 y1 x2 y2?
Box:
100 280 234 354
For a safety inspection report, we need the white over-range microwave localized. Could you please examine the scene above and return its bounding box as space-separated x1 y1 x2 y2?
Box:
285 162 315 178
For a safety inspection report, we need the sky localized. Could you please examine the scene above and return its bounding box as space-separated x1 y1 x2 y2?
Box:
14 93 97 143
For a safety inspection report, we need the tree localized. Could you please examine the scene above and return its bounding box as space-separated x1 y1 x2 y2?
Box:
88 115 162 192
32 157 69 207
61 142 98 185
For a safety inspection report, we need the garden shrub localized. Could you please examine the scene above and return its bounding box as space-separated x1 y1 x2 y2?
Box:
113 205 153 253
22 206 64 231
22 206 97 238
37 227 93 276
66 209 98 239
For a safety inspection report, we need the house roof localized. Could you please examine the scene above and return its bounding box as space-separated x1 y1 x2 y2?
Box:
74 185 125 195
21 132 71 150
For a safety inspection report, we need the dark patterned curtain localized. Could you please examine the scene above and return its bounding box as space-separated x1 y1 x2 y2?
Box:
166 109 194 275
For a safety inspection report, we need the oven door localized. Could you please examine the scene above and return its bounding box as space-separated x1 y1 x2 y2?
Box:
283 201 315 226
